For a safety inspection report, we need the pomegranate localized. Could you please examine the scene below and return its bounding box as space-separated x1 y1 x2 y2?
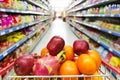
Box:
14 54 34 75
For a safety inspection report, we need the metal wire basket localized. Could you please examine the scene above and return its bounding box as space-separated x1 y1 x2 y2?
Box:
7 63 117 80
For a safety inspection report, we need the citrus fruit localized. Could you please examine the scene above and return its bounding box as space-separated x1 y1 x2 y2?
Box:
87 50 102 69
63 45 74 60
77 54 97 75
59 60 80 80
40 47 49 57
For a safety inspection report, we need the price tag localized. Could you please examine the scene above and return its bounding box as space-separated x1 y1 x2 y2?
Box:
9 29 13 32
16 43 19 47
1 31 5 35
3 51 8 57
16 27 20 30
97 27 101 30
1 8 6 12
109 48 113 52
108 31 112 34
97 41 100 43
11 10 14 12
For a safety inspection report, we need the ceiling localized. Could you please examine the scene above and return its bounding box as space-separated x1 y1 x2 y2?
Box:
49 0 72 12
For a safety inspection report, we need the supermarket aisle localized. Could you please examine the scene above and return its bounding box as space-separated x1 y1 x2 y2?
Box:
33 18 78 54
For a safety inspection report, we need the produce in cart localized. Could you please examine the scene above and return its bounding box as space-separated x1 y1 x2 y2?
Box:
13 36 103 80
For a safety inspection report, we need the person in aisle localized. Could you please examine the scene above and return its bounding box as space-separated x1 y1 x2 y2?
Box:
62 11 66 22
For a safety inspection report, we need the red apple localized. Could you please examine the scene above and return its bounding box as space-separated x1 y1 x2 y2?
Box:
73 39 89 55
47 36 65 56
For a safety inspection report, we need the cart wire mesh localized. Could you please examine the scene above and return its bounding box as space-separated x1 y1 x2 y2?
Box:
8 64 115 80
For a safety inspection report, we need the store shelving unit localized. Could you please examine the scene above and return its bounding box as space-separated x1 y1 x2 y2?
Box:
1 21 51 80
28 21 51 53
68 14 120 18
67 20 120 57
71 19 120 37
0 8 49 15
27 0 49 11
67 0 117 13
66 0 120 79
67 20 120 79
66 0 85 11
0 0 51 78
0 18 49 36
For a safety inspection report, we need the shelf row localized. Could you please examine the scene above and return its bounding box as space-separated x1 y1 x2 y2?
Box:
27 22 50 53
68 14 120 18
41 0 50 8
68 21 120 79
68 0 117 13
27 0 49 11
67 0 85 11
0 19 50 60
0 22 50 76
0 18 50 36
0 8 50 15
70 19 120 37
67 20 120 57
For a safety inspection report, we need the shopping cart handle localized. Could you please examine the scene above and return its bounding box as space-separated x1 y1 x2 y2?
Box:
102 60 120 75
0 62 14 75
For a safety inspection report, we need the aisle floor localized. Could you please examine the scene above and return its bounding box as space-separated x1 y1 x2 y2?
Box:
33 18 78 54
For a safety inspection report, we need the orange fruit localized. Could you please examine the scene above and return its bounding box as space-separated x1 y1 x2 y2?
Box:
59 60 80 80
85 71 103 80
63 45 74 60
77 54 97 75
40 47 49 57
87 50 102 69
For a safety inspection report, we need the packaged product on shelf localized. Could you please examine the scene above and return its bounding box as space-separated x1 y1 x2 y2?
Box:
0 0 4 8
4 0 14 9
12 14 22 26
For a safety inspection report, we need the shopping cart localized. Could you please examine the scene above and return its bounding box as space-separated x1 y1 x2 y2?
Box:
7 60 120 80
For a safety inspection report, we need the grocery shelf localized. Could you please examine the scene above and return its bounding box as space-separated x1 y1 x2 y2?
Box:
67 0 85 11
27 0 49 11
28 22 50 53
0 29 42 60
67 21 120 57
0 37 27 60
71 19 120 37
41 0 49 8
0 8 49 15
0 18 50 36
68 22 120 79
68 0 117 13
68 14 120 18
1 21 49 79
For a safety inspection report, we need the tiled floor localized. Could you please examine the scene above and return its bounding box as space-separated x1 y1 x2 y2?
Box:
33 18 78 54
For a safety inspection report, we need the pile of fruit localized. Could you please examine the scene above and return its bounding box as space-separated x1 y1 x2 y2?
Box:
14 36 102 80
